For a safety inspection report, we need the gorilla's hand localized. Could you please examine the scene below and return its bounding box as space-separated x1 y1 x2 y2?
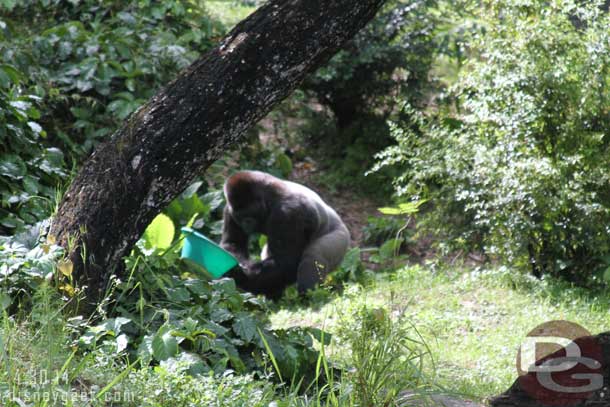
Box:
245 260 266 277
226 265 249 286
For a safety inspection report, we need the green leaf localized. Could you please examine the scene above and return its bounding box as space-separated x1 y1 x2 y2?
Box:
340 247 361 273
137 335 154 366
0 0 17 12
202 190 224 212
258 234 267 251
602 267 610 283
28 121 43 135
166 287 191 302
232 312 258 343
161 352 209 375
26 106 41 120
142 213 175 250
0 155 26 179
22 176 39 195
182 181 203 198
378 207 403 215
152 325 179 361
0 65 22 83
379 238 402 260
126 78 136 92
210 307 233 323
213 337 245 372
70 107 91 120
45 148 65 167
307 327 331 345
210 278 237 295
0 67 10 88
94 317 132 336
180 194 208 219
107 99 134 120
0 292 11 310
276 153 293 177
378 200 427 215
398 200 427 214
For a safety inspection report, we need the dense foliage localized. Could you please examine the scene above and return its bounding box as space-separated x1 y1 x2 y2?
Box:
293 0 439 194
302 0 437 130
0 0 223 233
0 64 65 232
375 0 610 283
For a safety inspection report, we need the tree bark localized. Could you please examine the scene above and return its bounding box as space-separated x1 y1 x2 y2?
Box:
49 0 387 306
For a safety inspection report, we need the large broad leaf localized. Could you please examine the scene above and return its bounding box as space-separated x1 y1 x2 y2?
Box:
232 312 258 343
307 327 332 346
152 325 179 361
181 181 203 198
137 334 154 366
142 213 175 250
340 247 361 273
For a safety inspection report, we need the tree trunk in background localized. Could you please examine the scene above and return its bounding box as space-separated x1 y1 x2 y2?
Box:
50 0 387 306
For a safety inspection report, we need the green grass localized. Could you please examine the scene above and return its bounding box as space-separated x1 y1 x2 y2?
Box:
205 1 257 29
3 262 609 405
270 264 610 401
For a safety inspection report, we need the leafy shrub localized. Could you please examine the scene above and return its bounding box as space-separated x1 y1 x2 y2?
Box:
363 216 406 247
0 222 64 311
77 244 326 384
3 0 220 159
0 0 222 233
374 1 610 283
303 0 437 130
0 63 66 233
294 0 438 194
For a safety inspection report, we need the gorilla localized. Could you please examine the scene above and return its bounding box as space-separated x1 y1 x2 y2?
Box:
220 170 350 299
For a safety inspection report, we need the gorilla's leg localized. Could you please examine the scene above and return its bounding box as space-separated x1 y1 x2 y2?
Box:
296 224 350 292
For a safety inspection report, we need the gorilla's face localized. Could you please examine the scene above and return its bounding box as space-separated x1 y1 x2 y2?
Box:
230 201 265 234
225 176 268 234
237 215 258 234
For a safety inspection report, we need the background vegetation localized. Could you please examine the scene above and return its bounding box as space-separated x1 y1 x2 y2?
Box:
1 0 609 405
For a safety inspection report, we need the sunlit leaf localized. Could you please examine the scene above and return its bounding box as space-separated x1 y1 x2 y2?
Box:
59 283 75 297
57 259 74 277
142 213 175 250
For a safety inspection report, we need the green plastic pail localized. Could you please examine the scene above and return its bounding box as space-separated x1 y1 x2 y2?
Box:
180 227 238 278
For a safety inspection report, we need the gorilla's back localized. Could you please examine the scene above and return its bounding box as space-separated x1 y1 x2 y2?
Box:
283 179 347 238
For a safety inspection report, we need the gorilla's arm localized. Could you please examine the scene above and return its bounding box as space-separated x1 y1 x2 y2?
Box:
236 207 308 299
220 205 250 266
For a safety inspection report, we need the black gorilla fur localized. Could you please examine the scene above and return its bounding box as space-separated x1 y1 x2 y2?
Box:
221 170 350 299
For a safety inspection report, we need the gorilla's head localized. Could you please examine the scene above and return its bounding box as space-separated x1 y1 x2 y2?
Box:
224 171 270 234
230 202 264 234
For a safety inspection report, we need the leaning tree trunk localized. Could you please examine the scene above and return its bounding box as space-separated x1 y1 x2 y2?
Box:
49 0 387 306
